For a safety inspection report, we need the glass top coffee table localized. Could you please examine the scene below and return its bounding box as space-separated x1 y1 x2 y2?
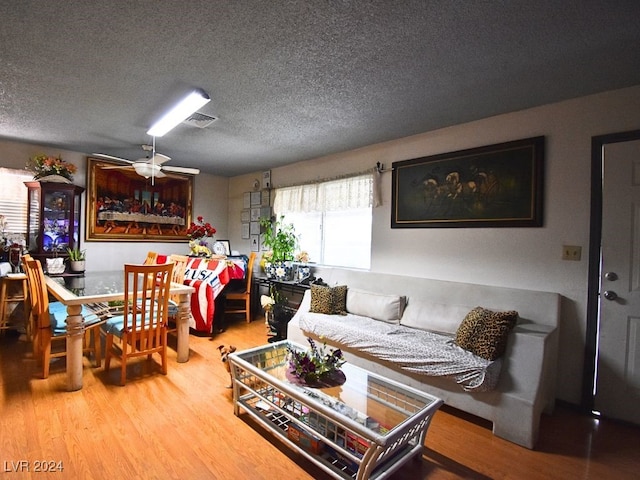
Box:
229 340 443 480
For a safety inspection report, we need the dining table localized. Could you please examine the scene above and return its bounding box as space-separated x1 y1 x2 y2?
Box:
44 270 195 391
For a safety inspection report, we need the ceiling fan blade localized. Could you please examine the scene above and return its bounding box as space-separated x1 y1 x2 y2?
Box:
92 153 135 164
100 165 135 170
162 165 200 175
135 153 171 165
152 153 171 165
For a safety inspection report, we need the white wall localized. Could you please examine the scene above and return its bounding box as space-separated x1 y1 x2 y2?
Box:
228 85 640 405
0 139 229 269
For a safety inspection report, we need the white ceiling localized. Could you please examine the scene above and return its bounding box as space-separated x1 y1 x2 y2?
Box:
1 1 639 177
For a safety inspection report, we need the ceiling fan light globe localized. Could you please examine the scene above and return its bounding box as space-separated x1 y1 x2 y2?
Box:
133 163 158 178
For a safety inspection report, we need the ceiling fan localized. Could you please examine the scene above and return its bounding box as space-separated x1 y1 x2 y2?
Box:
93 141 200 182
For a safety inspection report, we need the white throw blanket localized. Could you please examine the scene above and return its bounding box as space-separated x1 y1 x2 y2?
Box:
297 312 502 392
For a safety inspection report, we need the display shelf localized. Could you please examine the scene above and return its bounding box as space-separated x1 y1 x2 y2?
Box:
24 181 84 269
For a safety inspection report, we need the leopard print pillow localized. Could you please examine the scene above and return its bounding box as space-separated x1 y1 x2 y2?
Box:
455 307 519 360
309 284 348 315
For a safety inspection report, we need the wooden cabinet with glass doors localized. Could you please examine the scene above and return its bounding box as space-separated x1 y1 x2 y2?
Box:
24 181 84 263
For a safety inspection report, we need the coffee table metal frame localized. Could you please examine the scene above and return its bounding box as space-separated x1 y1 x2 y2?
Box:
229 340 443 480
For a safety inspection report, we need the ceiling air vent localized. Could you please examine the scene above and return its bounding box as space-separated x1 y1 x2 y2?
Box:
182 112 218 129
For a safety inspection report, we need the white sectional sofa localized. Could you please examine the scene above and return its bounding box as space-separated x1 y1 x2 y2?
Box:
287 267 560 449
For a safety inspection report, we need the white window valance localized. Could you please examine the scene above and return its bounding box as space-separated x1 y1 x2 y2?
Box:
273 172 376 214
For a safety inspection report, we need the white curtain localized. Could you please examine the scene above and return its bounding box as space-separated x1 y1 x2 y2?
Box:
274 172 378 214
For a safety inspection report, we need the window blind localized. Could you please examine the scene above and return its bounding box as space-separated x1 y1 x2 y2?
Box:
0 168 31 234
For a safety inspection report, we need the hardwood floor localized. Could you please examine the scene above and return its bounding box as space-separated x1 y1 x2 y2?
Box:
1 316 638 479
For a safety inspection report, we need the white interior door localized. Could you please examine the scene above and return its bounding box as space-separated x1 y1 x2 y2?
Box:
595 139 640 424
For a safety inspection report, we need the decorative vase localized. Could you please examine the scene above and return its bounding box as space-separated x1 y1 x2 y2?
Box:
69 260 85 272
36 174 72 184
266 261 293 281
45 257 66 275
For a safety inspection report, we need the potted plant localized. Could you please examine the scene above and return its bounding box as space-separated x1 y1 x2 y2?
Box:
66 246 86 272
259 215 298 280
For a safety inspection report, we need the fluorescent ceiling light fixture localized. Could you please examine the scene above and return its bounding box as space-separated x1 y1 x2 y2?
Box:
146 89 211 137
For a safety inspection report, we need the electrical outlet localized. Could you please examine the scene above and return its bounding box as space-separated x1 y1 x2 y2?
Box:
562 245 582 261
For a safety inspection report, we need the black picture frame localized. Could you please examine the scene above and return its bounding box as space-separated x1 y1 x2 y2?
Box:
391 136 544 228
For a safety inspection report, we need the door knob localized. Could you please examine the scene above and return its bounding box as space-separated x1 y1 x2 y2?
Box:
603 290 618 301
604 272 618 281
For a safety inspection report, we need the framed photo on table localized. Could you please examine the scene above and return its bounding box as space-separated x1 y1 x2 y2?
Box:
391 136 544 228
212 240 231 256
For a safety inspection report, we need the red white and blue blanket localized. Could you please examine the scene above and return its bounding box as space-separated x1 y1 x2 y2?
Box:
156 255 246 333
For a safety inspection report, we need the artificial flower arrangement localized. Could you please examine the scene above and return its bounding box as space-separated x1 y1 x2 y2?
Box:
186 215 216 256
295 250 310 263
186 215 217 239
259 250 273 273
287 337 345 385
28 154 77 181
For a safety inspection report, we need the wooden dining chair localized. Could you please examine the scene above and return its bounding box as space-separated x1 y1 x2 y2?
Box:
143 251 159 265
24 258 104 379
167 254 189 333
224 252 256 323
101 262 174 386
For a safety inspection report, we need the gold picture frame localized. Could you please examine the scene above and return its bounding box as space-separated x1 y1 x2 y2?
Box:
85 157 194 242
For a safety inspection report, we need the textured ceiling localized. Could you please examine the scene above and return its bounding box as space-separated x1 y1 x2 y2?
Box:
1 1 639 177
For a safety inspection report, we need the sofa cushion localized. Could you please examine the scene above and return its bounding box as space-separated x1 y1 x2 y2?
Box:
346 289 405 323
309 284 348 315
401 300 471 334
455 307 519 360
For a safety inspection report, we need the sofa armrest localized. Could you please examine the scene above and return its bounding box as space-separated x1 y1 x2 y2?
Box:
498 323 558 406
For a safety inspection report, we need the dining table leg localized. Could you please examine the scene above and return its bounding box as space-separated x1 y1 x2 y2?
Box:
65 304 85 391
176 292 192 363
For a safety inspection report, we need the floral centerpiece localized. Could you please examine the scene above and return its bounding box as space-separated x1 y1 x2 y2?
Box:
28 154 77 182
186 215 216 257
287 337 346 386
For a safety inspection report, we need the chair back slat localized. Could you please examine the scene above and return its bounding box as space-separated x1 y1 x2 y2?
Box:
24 258 51 328
169 254 189 285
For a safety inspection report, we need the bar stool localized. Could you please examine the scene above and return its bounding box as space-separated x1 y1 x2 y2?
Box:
0 273 30 338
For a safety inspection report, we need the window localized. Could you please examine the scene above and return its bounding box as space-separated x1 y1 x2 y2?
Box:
0 168 31 237
273 173 373 269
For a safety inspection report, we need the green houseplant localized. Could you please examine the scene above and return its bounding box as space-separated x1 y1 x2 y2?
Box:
259 216 298 262
66 246 86 272
66 247 86 261
259 215 298 280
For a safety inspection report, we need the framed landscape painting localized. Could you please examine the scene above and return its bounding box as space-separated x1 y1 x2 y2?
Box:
391 136 545 228
86 157 194 242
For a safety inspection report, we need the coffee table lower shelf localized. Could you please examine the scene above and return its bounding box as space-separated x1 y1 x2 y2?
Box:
236 392 422 480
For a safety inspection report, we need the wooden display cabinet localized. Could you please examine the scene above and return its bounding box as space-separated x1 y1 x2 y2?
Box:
24 181 85 262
